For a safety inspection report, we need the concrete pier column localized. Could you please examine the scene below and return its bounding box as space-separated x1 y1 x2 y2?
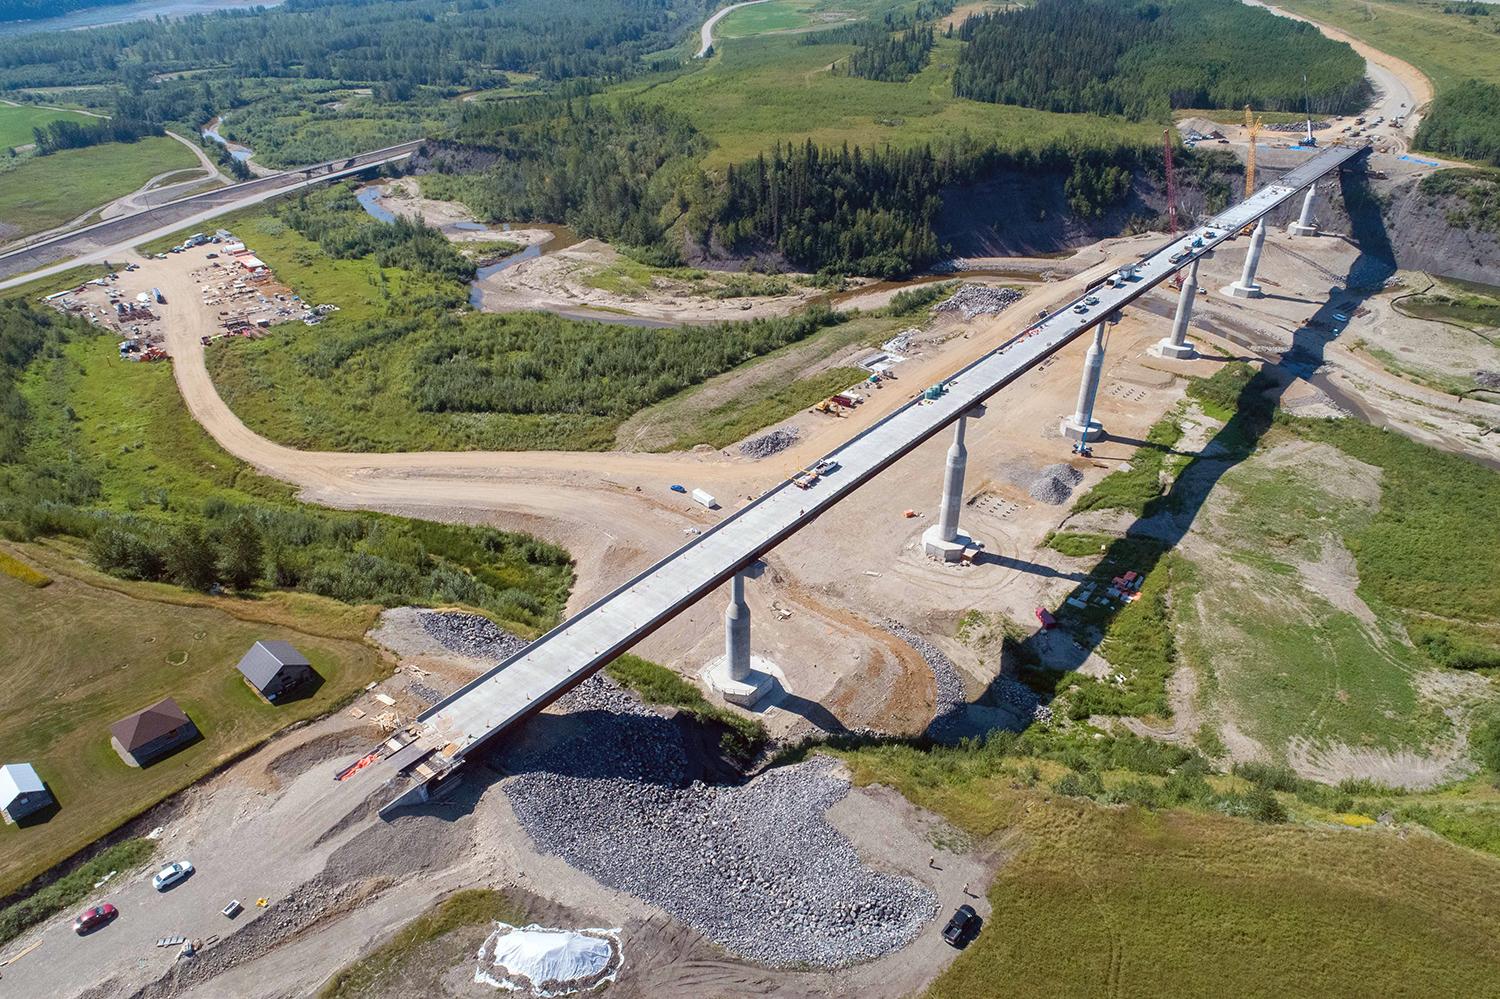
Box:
1227 219 1267 298
1155 258 1199 359
724 571 751 681
935 415 968 543
707 560 770 705
923 406 985 561
1289 184 1318 236
1060 326 1106 441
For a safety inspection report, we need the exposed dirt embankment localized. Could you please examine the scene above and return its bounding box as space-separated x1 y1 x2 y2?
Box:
1375 178 1500 287
936 163 1234 258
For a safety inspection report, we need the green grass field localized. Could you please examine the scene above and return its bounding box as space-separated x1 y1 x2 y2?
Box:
1175 442 1454 760
717 0 865 37
0 136 197 239
614 33 1163 167
1275 0 1500 92
840 750 1500 997
0 103 96 149
0 542 384 896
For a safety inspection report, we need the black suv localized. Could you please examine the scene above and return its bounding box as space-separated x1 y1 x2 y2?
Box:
942 904 979 947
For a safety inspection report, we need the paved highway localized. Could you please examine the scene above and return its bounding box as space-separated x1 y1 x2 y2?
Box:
695 0 770 58
0 140 422 286
401 143 1367 788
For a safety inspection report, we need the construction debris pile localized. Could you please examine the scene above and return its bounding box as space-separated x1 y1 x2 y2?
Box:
934 284 1023 321
738 427 800 459
474 923 623 995
501 675 934 968
1028 463 1084 505
419 610 529 663
880 621 965 737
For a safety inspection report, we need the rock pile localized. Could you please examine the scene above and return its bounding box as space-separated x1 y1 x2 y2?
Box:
739 427 800 459
881 621 965 737
419 611 528 663
500 676 934 967
1476 370 1499 389
1028 463 1084 505
935 284 1023 320
1265 120 1332 133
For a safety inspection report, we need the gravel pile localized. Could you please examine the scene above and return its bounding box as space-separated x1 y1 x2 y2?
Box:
739 426 800 459
500 676 934 967
934 284 1023 320
880 621 965 737
1265 120 1332 133
1027 462 1084 505
419 610 528 663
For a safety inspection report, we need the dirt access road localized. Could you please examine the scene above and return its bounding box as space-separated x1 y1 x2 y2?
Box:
146 242 1135 601
1242 0 1434 145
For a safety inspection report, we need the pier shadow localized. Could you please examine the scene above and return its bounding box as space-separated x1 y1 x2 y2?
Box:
963 159 1394 733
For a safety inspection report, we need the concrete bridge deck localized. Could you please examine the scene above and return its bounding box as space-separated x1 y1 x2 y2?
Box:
409 142 1367 773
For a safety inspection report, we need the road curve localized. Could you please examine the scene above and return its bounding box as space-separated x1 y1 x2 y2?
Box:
696 0 771 58
1242 0 1434 147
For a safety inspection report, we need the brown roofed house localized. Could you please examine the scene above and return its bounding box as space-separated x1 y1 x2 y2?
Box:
110 697 198 767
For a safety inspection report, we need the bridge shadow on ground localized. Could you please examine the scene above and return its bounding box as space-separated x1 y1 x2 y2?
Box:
958 161 1395 738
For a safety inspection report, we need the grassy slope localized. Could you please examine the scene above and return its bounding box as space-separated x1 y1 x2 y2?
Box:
842 754 1500 998
0 544 383 895
0 136 197 237
0 103 95 149
1174 439 1451 757
319 888 529 999
1274 0 1500 93
614 33 1163 168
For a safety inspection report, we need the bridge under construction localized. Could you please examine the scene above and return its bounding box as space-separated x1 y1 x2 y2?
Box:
372 142 1367 807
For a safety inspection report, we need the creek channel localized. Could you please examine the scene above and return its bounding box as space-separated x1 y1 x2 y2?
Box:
352 183 1040 328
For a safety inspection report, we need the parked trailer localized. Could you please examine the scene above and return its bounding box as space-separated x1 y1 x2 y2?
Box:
691 488 718 509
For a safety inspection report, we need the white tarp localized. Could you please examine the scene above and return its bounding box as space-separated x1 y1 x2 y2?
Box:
475 923 621 995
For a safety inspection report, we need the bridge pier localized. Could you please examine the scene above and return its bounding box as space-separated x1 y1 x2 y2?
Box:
1226 219 1267 298
1289 184 1319 237
1154 258 1200 360
707 560 771 706
1060 326 1106 442
923 408 984 561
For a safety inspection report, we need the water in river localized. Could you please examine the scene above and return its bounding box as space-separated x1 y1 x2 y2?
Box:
0 0 283 38
201 116 254 163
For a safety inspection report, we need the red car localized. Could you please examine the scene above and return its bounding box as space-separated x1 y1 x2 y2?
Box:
72 903 117 935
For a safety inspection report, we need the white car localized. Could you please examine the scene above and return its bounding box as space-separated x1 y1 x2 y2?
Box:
152 861 194 891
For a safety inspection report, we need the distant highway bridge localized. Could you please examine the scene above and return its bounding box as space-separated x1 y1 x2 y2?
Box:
375 142 1369 807
0 140 423 284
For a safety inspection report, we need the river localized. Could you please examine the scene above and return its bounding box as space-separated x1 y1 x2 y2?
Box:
0 0 283 37
201 115 254 164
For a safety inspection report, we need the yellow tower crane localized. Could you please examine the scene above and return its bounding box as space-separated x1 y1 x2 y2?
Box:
1242 105 1263 233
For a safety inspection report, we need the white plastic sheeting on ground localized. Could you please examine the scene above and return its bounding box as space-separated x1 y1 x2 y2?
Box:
475 922 623 995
